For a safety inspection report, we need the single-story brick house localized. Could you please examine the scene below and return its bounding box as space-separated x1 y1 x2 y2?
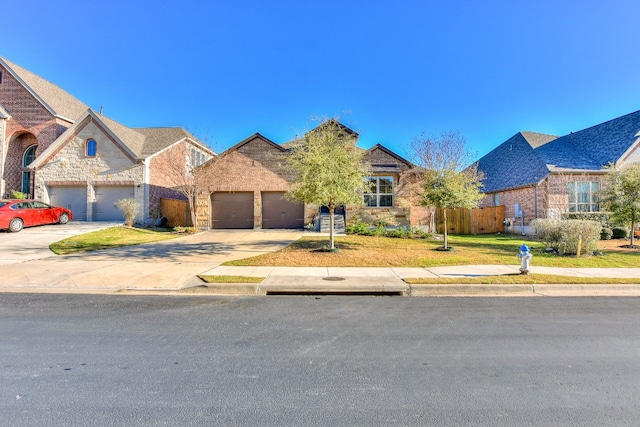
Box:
0 57 214 222
194 122 432 230
475 110 640 226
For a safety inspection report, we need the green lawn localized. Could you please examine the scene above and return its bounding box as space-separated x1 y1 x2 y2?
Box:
50 226 182 255
223 233 640 268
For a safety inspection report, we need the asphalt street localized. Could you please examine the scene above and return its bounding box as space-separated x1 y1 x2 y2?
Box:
2 294 640 426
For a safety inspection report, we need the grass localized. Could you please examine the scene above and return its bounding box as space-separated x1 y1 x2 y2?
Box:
198 275 264 283
50 226 182 255
223 233 640 268
404 274 640 285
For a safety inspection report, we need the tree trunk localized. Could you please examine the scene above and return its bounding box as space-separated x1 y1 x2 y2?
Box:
631 219 636 247
443 209 448 249
329 199 335 250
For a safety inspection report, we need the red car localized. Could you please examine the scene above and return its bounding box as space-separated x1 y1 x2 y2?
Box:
0 199 73 232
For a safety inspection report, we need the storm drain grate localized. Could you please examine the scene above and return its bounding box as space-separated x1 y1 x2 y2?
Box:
322 276 346 281
266 290 405 296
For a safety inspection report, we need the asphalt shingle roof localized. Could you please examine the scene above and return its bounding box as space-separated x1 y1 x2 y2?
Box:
476 110 640 193
0 57 89 122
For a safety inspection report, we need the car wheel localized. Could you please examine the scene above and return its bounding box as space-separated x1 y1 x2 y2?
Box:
58 212 70 224
9 218 24 232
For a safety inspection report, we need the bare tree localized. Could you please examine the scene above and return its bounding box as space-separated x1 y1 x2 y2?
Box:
411 131 483 249
162 142 213 227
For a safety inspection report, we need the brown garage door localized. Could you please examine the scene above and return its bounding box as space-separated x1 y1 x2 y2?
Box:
211 192 254 229
261 192 304 229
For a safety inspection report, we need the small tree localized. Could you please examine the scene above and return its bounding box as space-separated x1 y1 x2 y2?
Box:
163 143 213 227
602 163 640 247
412 131 483 249
286 119 369 250
115 198 140 227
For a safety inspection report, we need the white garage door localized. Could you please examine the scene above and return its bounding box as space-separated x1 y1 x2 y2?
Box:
49 186 87 221
94 186 135 221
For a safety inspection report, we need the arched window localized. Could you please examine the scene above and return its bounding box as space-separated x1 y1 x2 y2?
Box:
86 139 97 157
21 145 37 195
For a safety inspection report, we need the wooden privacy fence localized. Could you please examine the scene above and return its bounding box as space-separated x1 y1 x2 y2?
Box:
436 206 505 234
161 198 192 227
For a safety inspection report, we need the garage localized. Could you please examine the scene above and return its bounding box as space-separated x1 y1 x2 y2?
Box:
94 186 134 221
261 192 304 229
49 186 87 221
211 192 254 229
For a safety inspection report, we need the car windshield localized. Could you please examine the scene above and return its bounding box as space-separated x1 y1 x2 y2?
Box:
0 201 9 208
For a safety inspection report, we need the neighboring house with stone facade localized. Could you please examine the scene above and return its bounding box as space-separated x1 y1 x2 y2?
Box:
194 122 431 230
475 110 640 227
0 57 214 222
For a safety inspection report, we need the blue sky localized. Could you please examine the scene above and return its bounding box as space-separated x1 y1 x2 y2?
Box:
5 0 639 159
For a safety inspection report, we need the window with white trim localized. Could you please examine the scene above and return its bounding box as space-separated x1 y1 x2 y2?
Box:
364 176 393 207
567 181 600 212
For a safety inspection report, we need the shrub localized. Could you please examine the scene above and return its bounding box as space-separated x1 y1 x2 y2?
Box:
115 198 140 227
347 219 433 240
11 190 27 199
612 227 629 239
346 218 373 235
530 218 601 255
600 227 613 240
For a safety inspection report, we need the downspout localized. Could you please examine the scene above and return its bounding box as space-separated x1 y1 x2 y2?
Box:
142 158 150 222
534 183 538 219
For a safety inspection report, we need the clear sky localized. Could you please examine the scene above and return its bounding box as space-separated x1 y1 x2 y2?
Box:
4 0 639 159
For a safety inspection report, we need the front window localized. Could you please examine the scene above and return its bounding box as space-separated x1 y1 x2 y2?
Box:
567 181 600 212
364 176 394 207
86 139 97 157
493 193 500 206
21 145 37 195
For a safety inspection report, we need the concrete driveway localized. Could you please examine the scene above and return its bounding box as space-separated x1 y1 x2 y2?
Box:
0 227 304 293
0 221 122 265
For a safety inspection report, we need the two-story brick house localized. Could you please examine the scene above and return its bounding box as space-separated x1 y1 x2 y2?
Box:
475 110 640 226
0 57 214 222
194 123 432 230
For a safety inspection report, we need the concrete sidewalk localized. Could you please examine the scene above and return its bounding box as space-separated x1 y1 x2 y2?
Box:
197 264 640 297
1 228 640 297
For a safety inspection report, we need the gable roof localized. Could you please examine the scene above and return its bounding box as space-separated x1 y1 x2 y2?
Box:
520 132 557 148
136 127 213 157
535 109 640 170
477 132 551 193
306 119 359 138
30 109 210 168
0 57 89 123
220 132 285 157
364 143 415 173
476 110 640 193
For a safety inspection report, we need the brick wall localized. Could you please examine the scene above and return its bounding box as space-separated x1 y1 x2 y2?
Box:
480 172 611 225
350 147 430 228
0 64 70 197
148 142 188 217
195 138 431 230
195 136 294 228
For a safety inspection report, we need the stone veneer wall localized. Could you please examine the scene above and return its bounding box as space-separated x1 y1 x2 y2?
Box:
34 119 145 220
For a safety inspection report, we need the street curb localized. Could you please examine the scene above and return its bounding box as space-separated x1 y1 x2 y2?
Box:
409 284 535 297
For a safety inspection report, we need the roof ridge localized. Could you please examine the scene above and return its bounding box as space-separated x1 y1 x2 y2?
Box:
0 57 89 122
